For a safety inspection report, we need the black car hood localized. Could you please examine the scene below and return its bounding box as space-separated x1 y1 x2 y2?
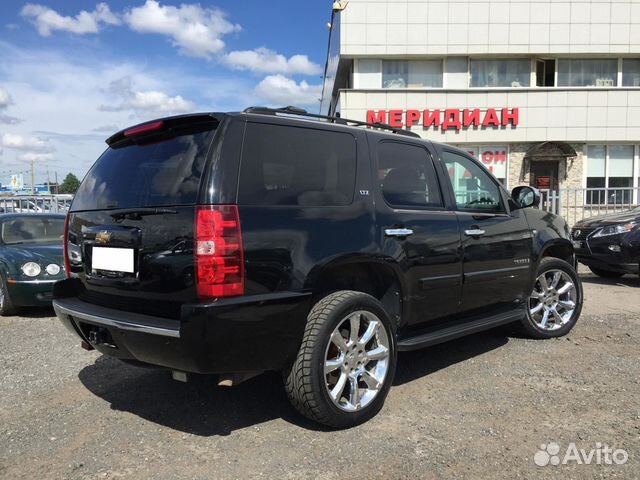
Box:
574 209 640 228
2 242 63 265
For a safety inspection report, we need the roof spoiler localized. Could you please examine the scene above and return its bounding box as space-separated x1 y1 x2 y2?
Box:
105 113 220 147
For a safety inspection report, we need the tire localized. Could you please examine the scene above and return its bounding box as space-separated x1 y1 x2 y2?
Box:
519 257 583 339
589 267 625 278
0 275 16 316
284 290 397 429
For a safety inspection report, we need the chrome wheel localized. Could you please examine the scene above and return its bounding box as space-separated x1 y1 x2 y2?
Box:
529 269 577 331
324 310 390 412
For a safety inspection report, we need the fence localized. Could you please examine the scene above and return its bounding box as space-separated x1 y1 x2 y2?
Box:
0 195 73 214
540 187 639 226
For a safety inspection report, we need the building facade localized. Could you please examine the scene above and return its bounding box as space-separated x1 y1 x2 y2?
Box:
321 0 640 217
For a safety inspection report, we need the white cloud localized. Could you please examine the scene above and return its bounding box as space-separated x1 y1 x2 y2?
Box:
224 47 321 76
92 124 119 133
18 152 54 162
0 86 12 109
20 3 120 36
0 133 54 153
124 0 240 59
254 75 322 107
98 76 194 117
0 86 21 124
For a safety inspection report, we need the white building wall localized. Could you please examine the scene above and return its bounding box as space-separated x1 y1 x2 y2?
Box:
340 0 640 56
340 89 640 143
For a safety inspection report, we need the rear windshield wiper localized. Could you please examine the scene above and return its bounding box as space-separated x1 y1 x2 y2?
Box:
109 208 178 220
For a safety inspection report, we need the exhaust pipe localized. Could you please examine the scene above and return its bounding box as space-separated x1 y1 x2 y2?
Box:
217 371 263 387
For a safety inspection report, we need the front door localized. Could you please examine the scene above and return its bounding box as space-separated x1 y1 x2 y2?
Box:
373 139 462 329
530 160 559 190
530 160 560 211
440 149 535 317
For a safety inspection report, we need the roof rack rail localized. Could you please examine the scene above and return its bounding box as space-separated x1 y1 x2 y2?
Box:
243 106 421 138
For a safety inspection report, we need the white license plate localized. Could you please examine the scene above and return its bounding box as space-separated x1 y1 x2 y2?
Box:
92 247 135 273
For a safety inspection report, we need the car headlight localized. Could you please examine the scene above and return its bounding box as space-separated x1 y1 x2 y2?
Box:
592 221 638 238
21 262 41 277
46 264 61 275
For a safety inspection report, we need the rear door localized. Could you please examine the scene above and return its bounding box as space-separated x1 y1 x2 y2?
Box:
439 148 534 316
67 115 232 319
372 137 462 329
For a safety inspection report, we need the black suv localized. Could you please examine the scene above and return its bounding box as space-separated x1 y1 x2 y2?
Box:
54 107 583 428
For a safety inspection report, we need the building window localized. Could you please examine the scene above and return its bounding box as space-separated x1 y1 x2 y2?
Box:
622 59 640 87
382 60 443 89
535 59 556 87
557 59 618 87
469 59 531 88
457 146 509 187
586 145 635 205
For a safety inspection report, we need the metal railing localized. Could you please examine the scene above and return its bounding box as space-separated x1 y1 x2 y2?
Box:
0 195 73 214
540 187 639 226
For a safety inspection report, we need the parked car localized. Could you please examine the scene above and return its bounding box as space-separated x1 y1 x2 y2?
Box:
571 207 640 277
0 213 66 315
53 108 583 428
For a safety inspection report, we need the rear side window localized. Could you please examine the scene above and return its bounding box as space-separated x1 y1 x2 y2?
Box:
377 141 443 208
72 129 216 210
238 123 356 206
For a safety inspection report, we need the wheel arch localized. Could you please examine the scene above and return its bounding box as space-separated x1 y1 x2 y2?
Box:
538 238 576 268
304 254 405 327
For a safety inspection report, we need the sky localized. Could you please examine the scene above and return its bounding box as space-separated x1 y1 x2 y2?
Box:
0 0 332 185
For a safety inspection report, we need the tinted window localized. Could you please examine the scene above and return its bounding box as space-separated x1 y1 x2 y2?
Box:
238 123 356 206
2 217 65 244
442 151 504 212
72 129 216 210
378 142 442 208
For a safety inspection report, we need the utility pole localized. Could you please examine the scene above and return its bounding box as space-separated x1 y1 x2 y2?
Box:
31 160 35 195
55 172 59 195
47 167 51 195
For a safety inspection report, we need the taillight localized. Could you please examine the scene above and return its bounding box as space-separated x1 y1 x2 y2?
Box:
63 213 71 278
195 205 244 298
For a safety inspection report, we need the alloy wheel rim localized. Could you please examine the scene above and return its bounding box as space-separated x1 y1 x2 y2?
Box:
529 269 577 331
324 310 390 412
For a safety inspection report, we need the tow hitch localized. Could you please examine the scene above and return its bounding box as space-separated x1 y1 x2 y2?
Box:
87 327 117 348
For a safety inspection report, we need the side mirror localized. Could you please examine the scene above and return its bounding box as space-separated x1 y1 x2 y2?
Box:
511 186 541 209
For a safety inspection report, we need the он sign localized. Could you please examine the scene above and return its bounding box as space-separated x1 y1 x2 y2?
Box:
366 108 519 131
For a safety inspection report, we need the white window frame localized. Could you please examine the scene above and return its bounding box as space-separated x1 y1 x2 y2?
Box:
585 144 638 205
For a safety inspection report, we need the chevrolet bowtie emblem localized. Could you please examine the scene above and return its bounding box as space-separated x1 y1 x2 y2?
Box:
95 231 112 244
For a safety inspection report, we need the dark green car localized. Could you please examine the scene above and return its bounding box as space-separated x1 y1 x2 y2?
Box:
0 213 66 315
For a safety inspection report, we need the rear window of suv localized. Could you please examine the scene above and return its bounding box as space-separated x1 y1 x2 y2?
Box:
72 128 216 211
238 123 357 206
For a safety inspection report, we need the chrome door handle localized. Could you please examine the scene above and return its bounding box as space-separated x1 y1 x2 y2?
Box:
385 228 414 237
464 229 486 236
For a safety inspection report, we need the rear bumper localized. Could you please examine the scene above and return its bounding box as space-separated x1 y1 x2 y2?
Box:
7 279 58 306
53 291 311 374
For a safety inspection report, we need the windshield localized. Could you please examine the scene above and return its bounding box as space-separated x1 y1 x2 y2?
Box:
1 217 65 244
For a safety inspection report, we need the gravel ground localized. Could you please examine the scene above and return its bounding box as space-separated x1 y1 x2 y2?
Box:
1 267 638 479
